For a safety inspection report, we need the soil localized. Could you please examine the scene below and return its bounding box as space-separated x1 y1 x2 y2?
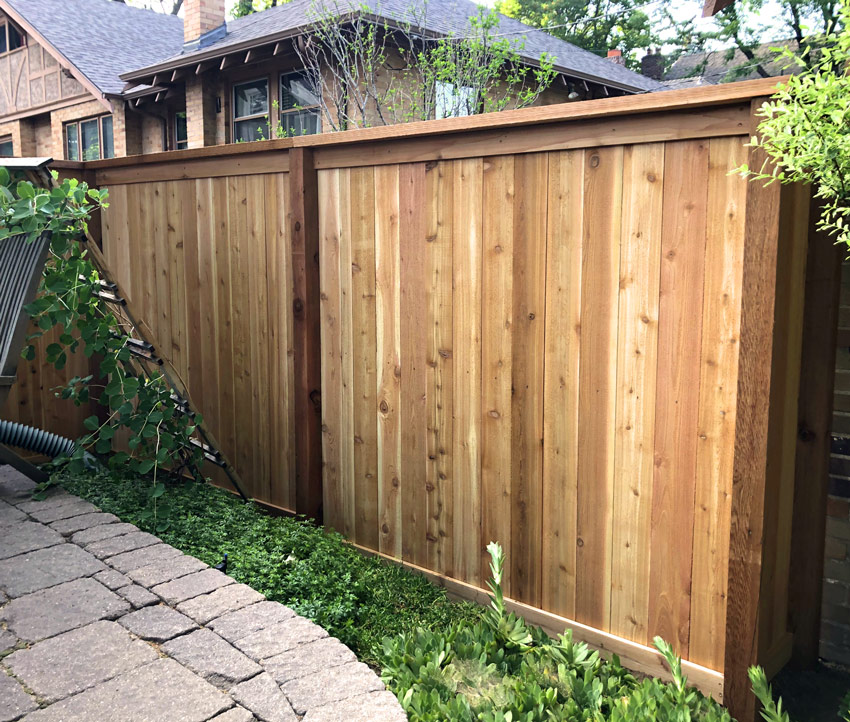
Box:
772 662 850 722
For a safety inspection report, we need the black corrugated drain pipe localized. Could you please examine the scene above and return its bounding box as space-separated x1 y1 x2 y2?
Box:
0 419 77 459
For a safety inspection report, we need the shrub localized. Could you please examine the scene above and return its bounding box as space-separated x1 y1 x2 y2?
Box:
380 543 734 722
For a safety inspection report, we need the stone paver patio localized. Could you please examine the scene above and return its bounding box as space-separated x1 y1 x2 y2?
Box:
0 466 407 722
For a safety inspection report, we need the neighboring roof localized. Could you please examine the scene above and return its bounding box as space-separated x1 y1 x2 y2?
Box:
2 0 183 96
124 0 661 92
657 76 717 91
665 38 799 84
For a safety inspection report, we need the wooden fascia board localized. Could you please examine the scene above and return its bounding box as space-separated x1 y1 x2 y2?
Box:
0 0 111 112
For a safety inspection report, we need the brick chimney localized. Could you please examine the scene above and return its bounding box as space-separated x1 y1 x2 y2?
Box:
184 0 226 50
606 49 625 66
641 49 665 80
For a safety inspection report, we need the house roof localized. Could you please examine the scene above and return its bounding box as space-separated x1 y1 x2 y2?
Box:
665 38 799 84
124 0 661 93
2 0 183 96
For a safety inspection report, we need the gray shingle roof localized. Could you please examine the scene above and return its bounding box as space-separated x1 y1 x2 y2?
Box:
665 38 799 84
135 0 661 92
4 0 659 96
3 0 183 95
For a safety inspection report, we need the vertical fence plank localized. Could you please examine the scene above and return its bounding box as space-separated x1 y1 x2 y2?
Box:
510 152 548 607
153 182 172 373
196 178 221 483
289 148 323 519
247 174 271 501
649 139 709 656
610 142 664 643
425 161 454 577
452 157 484 586
481 154 514 590
375 163 402 558
789 197 842 667
263 172 295 510
182 180 202 404
575 145 623 629
400 162 429 566
212 177 236 490
689 136 747 670
319 168 344 531
723 99 782 721
542 149 584 619
351 166 379 549
165 181 186 381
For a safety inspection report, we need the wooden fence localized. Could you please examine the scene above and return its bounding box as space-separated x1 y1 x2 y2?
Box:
2 77 840 721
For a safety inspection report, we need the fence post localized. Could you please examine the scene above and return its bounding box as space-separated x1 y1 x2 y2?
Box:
289 147 323 520
788 198 842 667
723 98 782 722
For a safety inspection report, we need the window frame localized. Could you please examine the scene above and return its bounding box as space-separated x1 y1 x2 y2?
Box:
174 110 188 151
435 80 477 119
0 135 13 157
278 70 322 136
231 75 271 143
0 18 25 56
64 115 114 161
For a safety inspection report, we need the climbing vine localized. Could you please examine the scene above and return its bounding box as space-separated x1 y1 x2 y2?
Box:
0 168 204 526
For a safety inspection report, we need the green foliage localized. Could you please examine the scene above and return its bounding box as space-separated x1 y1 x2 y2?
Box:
495 0 656 70
841 691 850 722
0 170 205 518
749 667 790 722
54 468 482 665
739 0 850 249
380 542 733 722
665 0 842 82
231 0 285 18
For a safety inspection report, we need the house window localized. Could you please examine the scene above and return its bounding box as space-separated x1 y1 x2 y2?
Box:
233 78 269 142
279 71 321 136
0 136 12 156
0 20 25 55
174 111 188 150
64 116 114 160
436 81 477 119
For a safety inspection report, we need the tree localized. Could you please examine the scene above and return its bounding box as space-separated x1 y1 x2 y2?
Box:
494 0 657 70
740 0 850 248
110 0 184 14
232 0 284 18
668 0 843 81
290 2 556 131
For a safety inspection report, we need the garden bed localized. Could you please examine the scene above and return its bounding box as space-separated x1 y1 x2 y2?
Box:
55 470 785 722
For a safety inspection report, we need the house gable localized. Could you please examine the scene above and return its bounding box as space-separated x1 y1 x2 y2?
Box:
0 11 95 121
0 4 104 121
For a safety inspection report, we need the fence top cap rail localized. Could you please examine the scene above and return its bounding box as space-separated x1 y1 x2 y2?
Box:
81 75 786 172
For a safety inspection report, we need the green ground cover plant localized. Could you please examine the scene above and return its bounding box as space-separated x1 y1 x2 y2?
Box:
54 468 481 667
56 469 798 722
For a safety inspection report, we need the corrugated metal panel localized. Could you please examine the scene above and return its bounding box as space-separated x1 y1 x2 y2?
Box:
0 231 51 379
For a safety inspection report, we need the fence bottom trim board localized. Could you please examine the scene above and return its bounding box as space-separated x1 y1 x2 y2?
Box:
351 542 725 702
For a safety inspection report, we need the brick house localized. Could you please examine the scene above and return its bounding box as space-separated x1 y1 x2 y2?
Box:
0 0 659 159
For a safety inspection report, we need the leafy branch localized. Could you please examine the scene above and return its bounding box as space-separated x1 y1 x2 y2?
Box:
738 0 850 248
0 168 205 528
